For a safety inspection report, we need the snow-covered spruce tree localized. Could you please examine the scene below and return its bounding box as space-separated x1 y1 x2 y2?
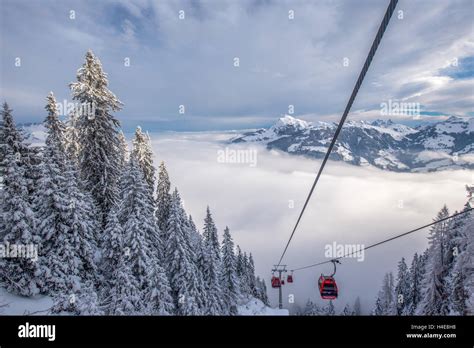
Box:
255 276 269 305
34 93 68 246
145 262 175 315
247 253 258 297
100 208 124 302
70 50 123 221
303 299 322 315
394 257 410 315
155 161 172 235
353 296 362 315
341 303 352 315
324 300 336 315
44 93 66 157
442 209 466 311
241 252 254 296
406 253 423 315
201 206 224 314
417 206 451 315
203 206 220 256
450 197 473 315
106 159 157 315
132 126 155 192
0 144 41 296
0 102 40 199
106 258 142 315
373 272 396 315
236 245 249 295
220 227 240 315
116 158 160 299
187 215 207 312
118 130 129 170
42 159 99 299
373 297 384 315
64 111 80 164
117 153 161 254
165 188 202 315
34 92 72 291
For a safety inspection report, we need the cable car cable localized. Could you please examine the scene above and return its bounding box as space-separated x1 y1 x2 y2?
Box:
291 207 473 272
276 0 399 267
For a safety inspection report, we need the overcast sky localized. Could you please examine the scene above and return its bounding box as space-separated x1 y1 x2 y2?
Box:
1 0 473 131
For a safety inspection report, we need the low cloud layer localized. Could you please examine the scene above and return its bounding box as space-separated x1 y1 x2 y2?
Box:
147 131 472 313
1 0 473 130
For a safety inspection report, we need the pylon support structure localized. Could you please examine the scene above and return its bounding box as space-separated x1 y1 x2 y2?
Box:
271 265 287 309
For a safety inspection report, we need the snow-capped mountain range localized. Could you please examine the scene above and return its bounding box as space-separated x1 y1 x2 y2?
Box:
231 115 474 172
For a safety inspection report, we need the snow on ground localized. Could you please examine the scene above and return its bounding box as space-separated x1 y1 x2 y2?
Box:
238 298 289 315
0 288 53 315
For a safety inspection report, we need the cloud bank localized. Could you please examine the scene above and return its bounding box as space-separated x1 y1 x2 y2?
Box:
147 130 472 312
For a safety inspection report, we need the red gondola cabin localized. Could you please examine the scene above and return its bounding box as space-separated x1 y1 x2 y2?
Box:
287 274 293 283
318 275 338 300
271 276 281 288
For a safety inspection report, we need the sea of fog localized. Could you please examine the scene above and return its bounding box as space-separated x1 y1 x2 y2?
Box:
143 131 472 313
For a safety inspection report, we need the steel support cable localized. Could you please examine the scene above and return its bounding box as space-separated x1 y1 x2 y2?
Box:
291 208 473 272
276 0 399 266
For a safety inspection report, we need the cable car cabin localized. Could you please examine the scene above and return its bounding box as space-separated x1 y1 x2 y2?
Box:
281 280 285 285
287 274 293 283
271 276 281 288
318 275 338 300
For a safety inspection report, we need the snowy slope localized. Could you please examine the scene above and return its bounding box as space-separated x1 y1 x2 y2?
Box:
237 298 289 315
0 288 53 315
232 115 474 172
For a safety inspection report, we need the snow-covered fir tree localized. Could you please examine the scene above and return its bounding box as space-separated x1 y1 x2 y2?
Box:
373 272 396 315
41 160 99 298
101 209 124 285
394 257 410 315
64 111 80 164
341 303 352 315
417 206 451 315
70 50 123 221
353 296 362 315
132 126 155 191
116 158 161 296
187 215 208 312
303 299 322 315
247 253 258 297
155 161 172 235
255 277 269 305
165 189 203 315
220 226 240 315
0 102 40 199
450 192 473 315
144 263 175 315
236 245 249 295
406 253 423 315
324 300 336 315
0 143 41 296
118 130 129 170
106 257 142 315
201 206 224 314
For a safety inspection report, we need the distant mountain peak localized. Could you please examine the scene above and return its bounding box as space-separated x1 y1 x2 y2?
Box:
371 119 394 127
231 115 473 172
272 115 310 130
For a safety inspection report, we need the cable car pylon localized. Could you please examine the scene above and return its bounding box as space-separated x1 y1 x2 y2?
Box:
271 265 287 309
